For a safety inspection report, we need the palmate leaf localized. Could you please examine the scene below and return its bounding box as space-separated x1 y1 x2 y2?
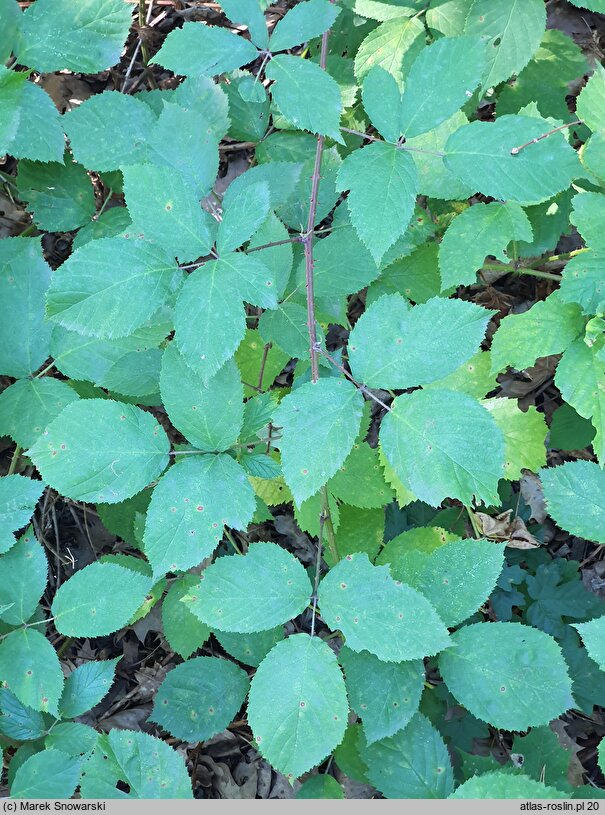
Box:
183 542 312 632
59 658 120 719
273 378 364 506
143 455 255 579
0 628 63 715
541 460 605 544
439 622 574 731
0 378 79 449
0 526 47 626
269 0 340 52
0 477 45 555
318 553 450 661
152 23 259 77
28 400 170 504
556 338 605 462
348 294 493 389
247 634 348 778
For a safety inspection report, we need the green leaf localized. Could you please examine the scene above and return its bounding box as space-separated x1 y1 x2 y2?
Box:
273 378 364 505
258 301 324 361
577 63 605 134
143 455 255 579
348 294 492 389
445 115 581 205
122 164 214 262
184 542 312 632
247 634 348 778
558 251 605 316
575 617 605 673
0 71 65 163
269 0 340 52
453 772 566 799
11 749 81 799
236 329 289 396
399 36 486 138
549 403 595 452
220 0 268 49
483 399 547 481
425 350 497 400
0 476 45 555
28 400 169 504
151 656 249 742
362 713 454 798
368 241 443 305
0 238 51 378
162 575 210 660
52 562 152 637
214 627 284 668
296 775 344 799
570 192 605 250
541 460 605 544
340 647 424 743
556 339 605 462
217 180 270 255
64 92 155 172
0 378 79 449
329 443 393 510
490 293 584 374
16 157 95 231
0 688 46 741
72 207 132 251
464 0 546 91
0 66 27 152
354 16 424 85
361 67 403 143
380 389 504 507
0 526 47 626
0 628 63 715
439 202 533 290
59 658 120 719
439 622 574 730
46 238 181 340
15 0 132 73
224 72 271 142
248 212 294 301
152 23 259 77
336 142 417 263
266 56 343 141
376 527 458 566
45 722 98 758
79 729 192 799
0 1 20 63
426 0 470 36
318 553 450 660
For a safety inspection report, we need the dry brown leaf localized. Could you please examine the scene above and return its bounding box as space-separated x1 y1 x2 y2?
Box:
475 509 541 549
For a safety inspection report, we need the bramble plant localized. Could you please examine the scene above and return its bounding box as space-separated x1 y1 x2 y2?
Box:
2 0 605 800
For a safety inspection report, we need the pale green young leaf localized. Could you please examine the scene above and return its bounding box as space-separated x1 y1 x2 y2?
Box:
439 202 533 290
464 0 546 91
236 328 289 396
426 0 470 36
439 622 574 730
483 399 547 480
541 460 605 544
349 295 492 390
269 0 340 52
490 293 584 374
247 634 348 778
354 16 424 84
59 659 120 720
558 251 605 316
352 0 426 21
215 627 284 668
425 350 497 400
184 542 312 632
0 378 79 449
16 158 95 231
122 164 214 262
162 576 211 660
160 343 243 452
0 688 46 741
0 527 47 626
11 750 81 800
52 562 152 637
556 340 605 462
151 657 249 742
273 378 364 505
2 78 65 163
399 36 486 138
375 527 458 566
339 647 424 744
221 0 268 48
15 0 132 73
445 115 582 205
361 713 454 799
79 730 192 799
64 92 154 172
28 400 170 504
46 238 181 340
72 207 132 251
380 389 505 507
576 63 605 134
337 142 417 263
451 772 566 800
329 443 394 510
143 455 255 579
0 628 63 715
0 477 45 555
217 180 270 255
258 301 324 360
266 56 343 141
152 23 259 77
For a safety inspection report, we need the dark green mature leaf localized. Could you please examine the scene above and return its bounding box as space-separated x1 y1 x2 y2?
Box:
143 455 255 579
184 542 312 632
0 628 63 715
28 400 170 504
0 477 45 555
0 688 46 741
16 158 96 231
541 461 605 544
0 526 47 626
152 23 259 77
214 627 284 668
162 576 211 660
11 749 81 799
15 0 132 73
556 339 605 462
60 659 120 719
296 775 344 799
247 634 348 778
0 378 79 449
46 238 181 339
0 238 51 378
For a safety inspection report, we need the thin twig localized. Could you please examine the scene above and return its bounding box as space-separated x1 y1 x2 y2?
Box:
341 127 446 157
319 348 392 413
510 119 582 155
